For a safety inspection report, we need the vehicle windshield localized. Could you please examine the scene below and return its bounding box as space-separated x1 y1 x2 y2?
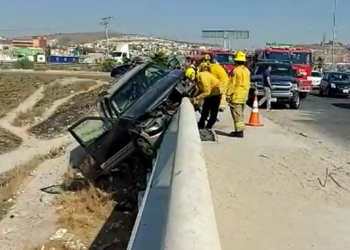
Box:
111 52 122 57
264 51 290 62
312 71 322 77
329 73 350 81
213 54 234 64
291 52 311 65
254 64 294 77
110 64 170 114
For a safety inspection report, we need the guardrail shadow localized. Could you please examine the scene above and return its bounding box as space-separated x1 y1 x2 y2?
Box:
332 103 350 110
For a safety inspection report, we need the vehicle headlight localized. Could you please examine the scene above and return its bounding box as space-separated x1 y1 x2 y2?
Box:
292 83 298 90
331 83 336 88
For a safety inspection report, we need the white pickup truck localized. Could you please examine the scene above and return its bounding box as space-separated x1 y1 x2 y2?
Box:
308 71 323 88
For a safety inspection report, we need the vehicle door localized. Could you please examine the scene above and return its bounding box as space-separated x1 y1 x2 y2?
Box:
320 73 329 91
68 116 133 166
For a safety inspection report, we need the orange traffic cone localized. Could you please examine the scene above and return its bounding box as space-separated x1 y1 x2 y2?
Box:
246 94 263 127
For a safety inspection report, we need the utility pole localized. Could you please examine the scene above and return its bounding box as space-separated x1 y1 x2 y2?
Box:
100 16 112 57
332 0 337 69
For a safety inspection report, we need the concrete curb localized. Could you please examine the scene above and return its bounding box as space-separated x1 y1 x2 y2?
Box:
162 98 222 250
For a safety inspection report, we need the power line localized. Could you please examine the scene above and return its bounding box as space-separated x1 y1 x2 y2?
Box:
100 16 113 57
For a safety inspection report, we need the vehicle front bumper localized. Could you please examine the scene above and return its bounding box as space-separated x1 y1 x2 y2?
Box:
298 80 312 92
329 86 350 96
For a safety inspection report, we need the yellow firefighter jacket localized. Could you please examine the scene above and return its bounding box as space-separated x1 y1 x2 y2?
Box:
208 63 229 84
193 71 222 101
198 61 209 72
226 65 251 104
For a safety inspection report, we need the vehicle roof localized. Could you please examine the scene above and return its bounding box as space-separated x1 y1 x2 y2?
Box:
106 63 151 96
255 61 292 66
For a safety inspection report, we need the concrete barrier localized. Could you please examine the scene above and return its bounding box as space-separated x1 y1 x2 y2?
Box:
127 98 221 250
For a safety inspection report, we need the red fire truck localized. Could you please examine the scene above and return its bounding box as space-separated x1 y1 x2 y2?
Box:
187 49 235 74
254 44 313 99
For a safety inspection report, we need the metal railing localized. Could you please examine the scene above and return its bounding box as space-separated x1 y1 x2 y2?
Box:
127 98 221 250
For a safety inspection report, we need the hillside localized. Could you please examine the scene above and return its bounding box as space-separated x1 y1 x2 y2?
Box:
43 31 218 46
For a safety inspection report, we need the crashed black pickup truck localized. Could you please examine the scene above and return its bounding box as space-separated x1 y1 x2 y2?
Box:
68 62 194 174
249 62 300 109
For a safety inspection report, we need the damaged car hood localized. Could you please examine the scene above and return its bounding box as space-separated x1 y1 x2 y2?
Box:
123 70 185 119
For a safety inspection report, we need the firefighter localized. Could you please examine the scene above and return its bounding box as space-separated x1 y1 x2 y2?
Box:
185 67 222 129
198 54 211 72
226 51 251 138
208 61 230 112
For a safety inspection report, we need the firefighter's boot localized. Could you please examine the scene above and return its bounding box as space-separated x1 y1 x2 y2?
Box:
229 131 244 138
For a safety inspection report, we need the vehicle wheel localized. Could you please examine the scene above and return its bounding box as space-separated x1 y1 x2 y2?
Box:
300 93 308 99
325 87 330 97
132 134 155 156
318 88 324 96
290 94 300 109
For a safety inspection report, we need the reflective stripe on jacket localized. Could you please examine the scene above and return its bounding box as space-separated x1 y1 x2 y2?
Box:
226 65 250 104
209 63 229 84
194 71 222 101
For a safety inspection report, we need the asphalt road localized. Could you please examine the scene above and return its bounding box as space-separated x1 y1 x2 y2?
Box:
262 90 350 147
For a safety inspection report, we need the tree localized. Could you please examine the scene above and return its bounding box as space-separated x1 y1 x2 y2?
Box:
150 51 168 66
13 58 34 69
100 58 117 72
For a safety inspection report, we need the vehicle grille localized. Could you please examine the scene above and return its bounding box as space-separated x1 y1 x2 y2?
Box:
272 82 292 90
253 82 292 91
336 85 350 90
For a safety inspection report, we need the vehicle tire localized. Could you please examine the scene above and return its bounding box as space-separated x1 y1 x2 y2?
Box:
290 94 300 109
318 88 324 96
300 93 308 99
325 87 330 97
132 134 155 156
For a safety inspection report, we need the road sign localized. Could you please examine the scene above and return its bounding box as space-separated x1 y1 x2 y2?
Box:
202 30 249 49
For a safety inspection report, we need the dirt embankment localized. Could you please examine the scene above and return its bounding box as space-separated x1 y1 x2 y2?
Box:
0 72 139 250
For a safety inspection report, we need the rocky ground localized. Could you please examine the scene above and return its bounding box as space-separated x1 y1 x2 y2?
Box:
0 72 135 250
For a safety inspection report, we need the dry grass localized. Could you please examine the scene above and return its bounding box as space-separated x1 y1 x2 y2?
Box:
0 127 23 154
0 144 68 219
12 80 97 126
29 84 109 139
57 169 115 243
0 74 58 117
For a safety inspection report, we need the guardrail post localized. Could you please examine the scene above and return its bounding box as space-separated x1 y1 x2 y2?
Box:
162 98 222 250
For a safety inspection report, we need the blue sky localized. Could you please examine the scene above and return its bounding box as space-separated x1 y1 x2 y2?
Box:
0 0 348 48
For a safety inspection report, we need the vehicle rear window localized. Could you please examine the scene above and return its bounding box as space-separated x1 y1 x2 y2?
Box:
110 64 169 114
254 64 294 77
329 73 350 81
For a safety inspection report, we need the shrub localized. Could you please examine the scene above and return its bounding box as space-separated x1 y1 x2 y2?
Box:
13 58 34 69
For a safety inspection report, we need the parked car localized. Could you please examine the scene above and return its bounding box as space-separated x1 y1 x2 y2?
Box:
309 70 323 88
249 62 300 109
69 62 195 174
319 71 350 97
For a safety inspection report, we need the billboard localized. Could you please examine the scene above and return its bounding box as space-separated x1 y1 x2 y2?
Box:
202 30 249 39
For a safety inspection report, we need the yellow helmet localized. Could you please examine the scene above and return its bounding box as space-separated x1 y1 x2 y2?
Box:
203 54 211 61
234 51 246 62
201 62 209 71
185 67 196 80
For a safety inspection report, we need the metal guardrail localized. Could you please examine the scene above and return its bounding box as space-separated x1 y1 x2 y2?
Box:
127 98 221 250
